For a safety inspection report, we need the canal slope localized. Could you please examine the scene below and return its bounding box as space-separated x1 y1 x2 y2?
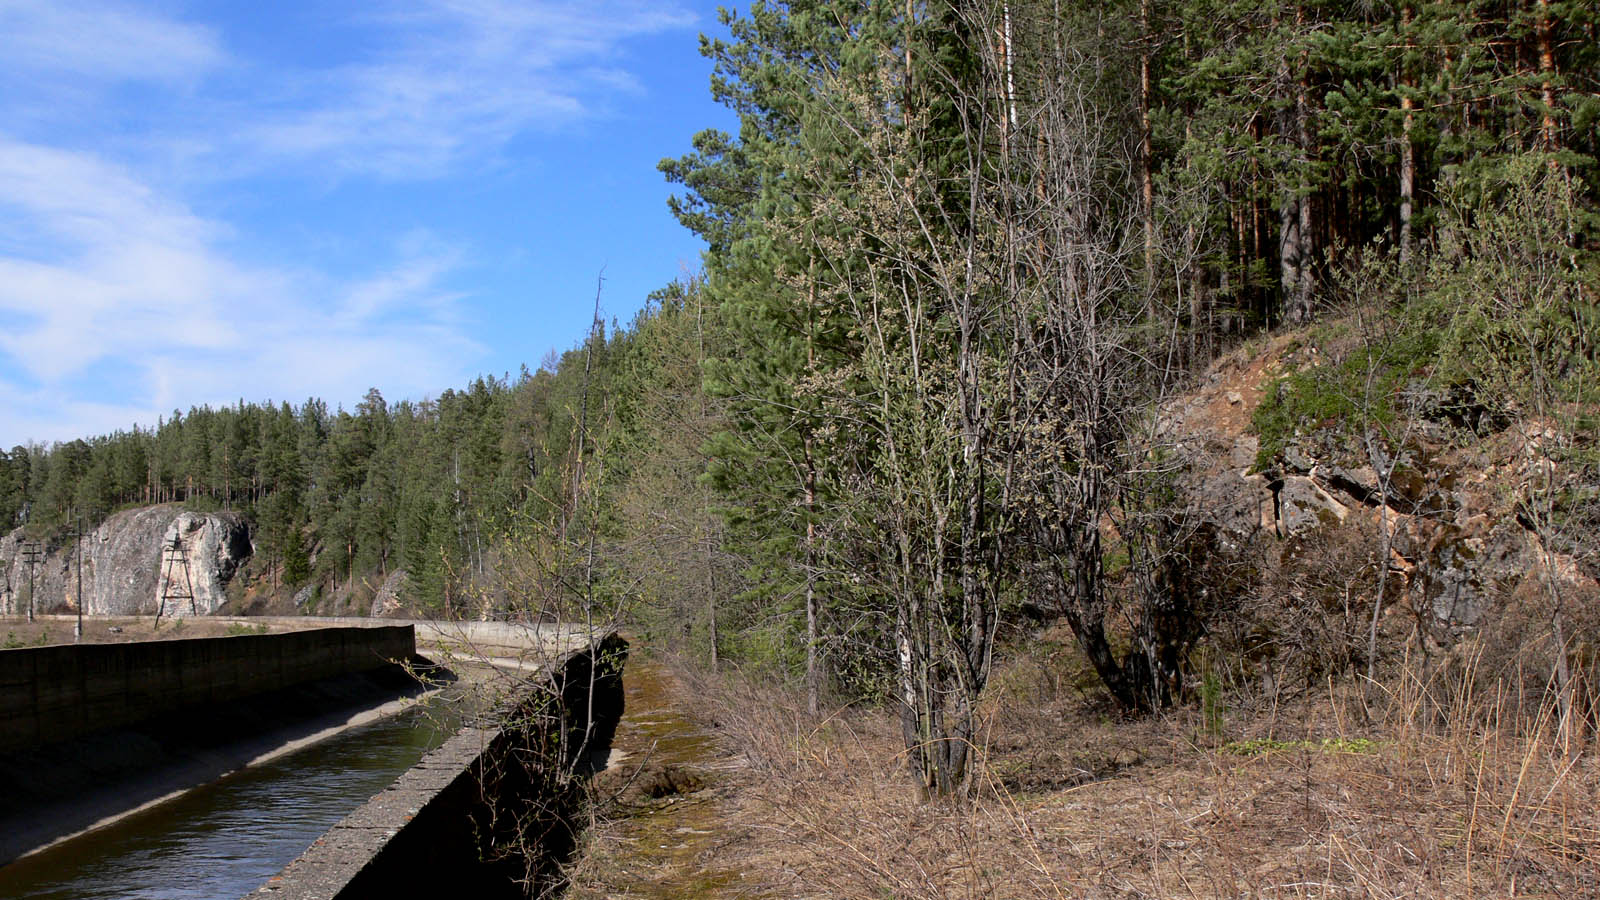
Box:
0 696 461 900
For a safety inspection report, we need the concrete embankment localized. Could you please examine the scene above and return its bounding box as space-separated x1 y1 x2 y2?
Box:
0 625 414 751
258 632 628 900
203 615 600 660
0 626 423 865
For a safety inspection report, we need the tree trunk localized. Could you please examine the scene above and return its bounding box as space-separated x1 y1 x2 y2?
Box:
1398 4 1416 265
1536 0 1558 156
803 272 821 715
803 435 818 714
1139 0 1155 290
1279 198 1302 323
1291 7 1315 323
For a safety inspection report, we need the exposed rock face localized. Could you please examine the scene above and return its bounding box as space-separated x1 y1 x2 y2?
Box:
1276 475 1350 536
0 505 252 618
155 511 252 617
0 530 25 617
88 506 183 615
1167 332 1597 640
369 569 409 618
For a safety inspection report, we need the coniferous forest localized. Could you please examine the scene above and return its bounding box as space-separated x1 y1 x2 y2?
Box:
5 0 1598 805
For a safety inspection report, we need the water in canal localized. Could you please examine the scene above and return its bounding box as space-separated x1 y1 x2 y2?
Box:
0 701 460 900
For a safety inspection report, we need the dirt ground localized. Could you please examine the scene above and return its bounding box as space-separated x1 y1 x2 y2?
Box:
568 655 749 899
570 649 1600 900
0 615 290 648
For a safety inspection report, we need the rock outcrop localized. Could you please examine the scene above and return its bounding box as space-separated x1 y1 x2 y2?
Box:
369 569 409 618
1168 333 1597 638
1 505 252 618
154 511 252 617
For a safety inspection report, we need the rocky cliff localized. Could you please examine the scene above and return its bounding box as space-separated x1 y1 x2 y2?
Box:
0 506 252 618
1168 333 1598 644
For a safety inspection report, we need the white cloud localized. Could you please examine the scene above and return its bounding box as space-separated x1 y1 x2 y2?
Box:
0 0 223 84
0 0 700 443
242 0 697 177
0 137 483 445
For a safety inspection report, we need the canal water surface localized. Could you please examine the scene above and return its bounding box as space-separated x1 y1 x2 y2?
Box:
0 700 460 900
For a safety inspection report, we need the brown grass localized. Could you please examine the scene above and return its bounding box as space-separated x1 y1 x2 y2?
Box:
647 647 1599 900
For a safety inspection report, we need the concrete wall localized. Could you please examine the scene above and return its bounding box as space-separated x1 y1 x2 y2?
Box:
261 633 627 900
0 626 415 753
205 615 598 657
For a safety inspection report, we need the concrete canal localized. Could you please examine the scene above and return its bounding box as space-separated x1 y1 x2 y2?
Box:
0 621 623 900
0 696 461 900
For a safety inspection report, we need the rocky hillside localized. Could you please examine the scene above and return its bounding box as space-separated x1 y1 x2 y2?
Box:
0 506 251 618
1170 331 1598 659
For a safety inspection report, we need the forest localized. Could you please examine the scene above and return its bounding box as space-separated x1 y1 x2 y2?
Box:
4 0 1598 810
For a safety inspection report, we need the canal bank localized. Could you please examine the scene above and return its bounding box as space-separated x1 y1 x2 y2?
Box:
0 620 625 898
0 626 425 865
0 694 462 900
260 632 628 900
568 654 747 899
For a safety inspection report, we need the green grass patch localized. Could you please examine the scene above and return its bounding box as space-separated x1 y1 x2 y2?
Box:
1252 328 1438 471
1223 736 1381 756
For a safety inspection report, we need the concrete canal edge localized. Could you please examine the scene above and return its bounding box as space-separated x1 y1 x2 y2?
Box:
0 626 425 866
257 631 629 900
0 625 416 752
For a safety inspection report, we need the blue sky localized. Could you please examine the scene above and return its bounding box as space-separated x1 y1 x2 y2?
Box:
0 0 737 446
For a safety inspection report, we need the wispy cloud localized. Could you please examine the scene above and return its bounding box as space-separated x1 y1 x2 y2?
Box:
0 0 223 84
241 1 697 177
0 137 480 444
0 0 698 445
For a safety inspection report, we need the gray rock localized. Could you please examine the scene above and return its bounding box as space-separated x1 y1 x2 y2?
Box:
1192 470 1274 543
1277 475 1350 536
370 569 409 618
1282 444 1317 474
1228 435 1259 470
1316 464 1381 506
0 505 252 618
155 511 251 618
1420 525 1485 628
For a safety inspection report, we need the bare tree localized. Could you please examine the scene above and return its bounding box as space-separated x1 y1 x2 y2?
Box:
998 3 1201 712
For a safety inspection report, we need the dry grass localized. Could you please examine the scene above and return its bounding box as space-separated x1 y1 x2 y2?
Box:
655 648 1599 900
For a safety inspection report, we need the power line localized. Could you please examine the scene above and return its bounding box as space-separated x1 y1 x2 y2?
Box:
20 541 42 624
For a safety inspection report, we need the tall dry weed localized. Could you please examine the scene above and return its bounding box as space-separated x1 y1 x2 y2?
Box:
656 644 1597 900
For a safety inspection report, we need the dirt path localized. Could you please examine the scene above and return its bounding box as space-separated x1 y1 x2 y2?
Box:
570 655 754 899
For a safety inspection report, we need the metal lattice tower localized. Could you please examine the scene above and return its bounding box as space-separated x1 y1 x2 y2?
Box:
158 535 198 621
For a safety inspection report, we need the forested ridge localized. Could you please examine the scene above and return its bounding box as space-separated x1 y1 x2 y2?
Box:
0 308 696 613
6 0 1598 807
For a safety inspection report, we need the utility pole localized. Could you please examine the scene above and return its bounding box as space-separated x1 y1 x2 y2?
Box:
21 541 42 624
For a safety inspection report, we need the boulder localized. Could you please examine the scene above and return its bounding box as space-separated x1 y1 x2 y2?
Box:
1194 469 1273 544
1277 475 1350 536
